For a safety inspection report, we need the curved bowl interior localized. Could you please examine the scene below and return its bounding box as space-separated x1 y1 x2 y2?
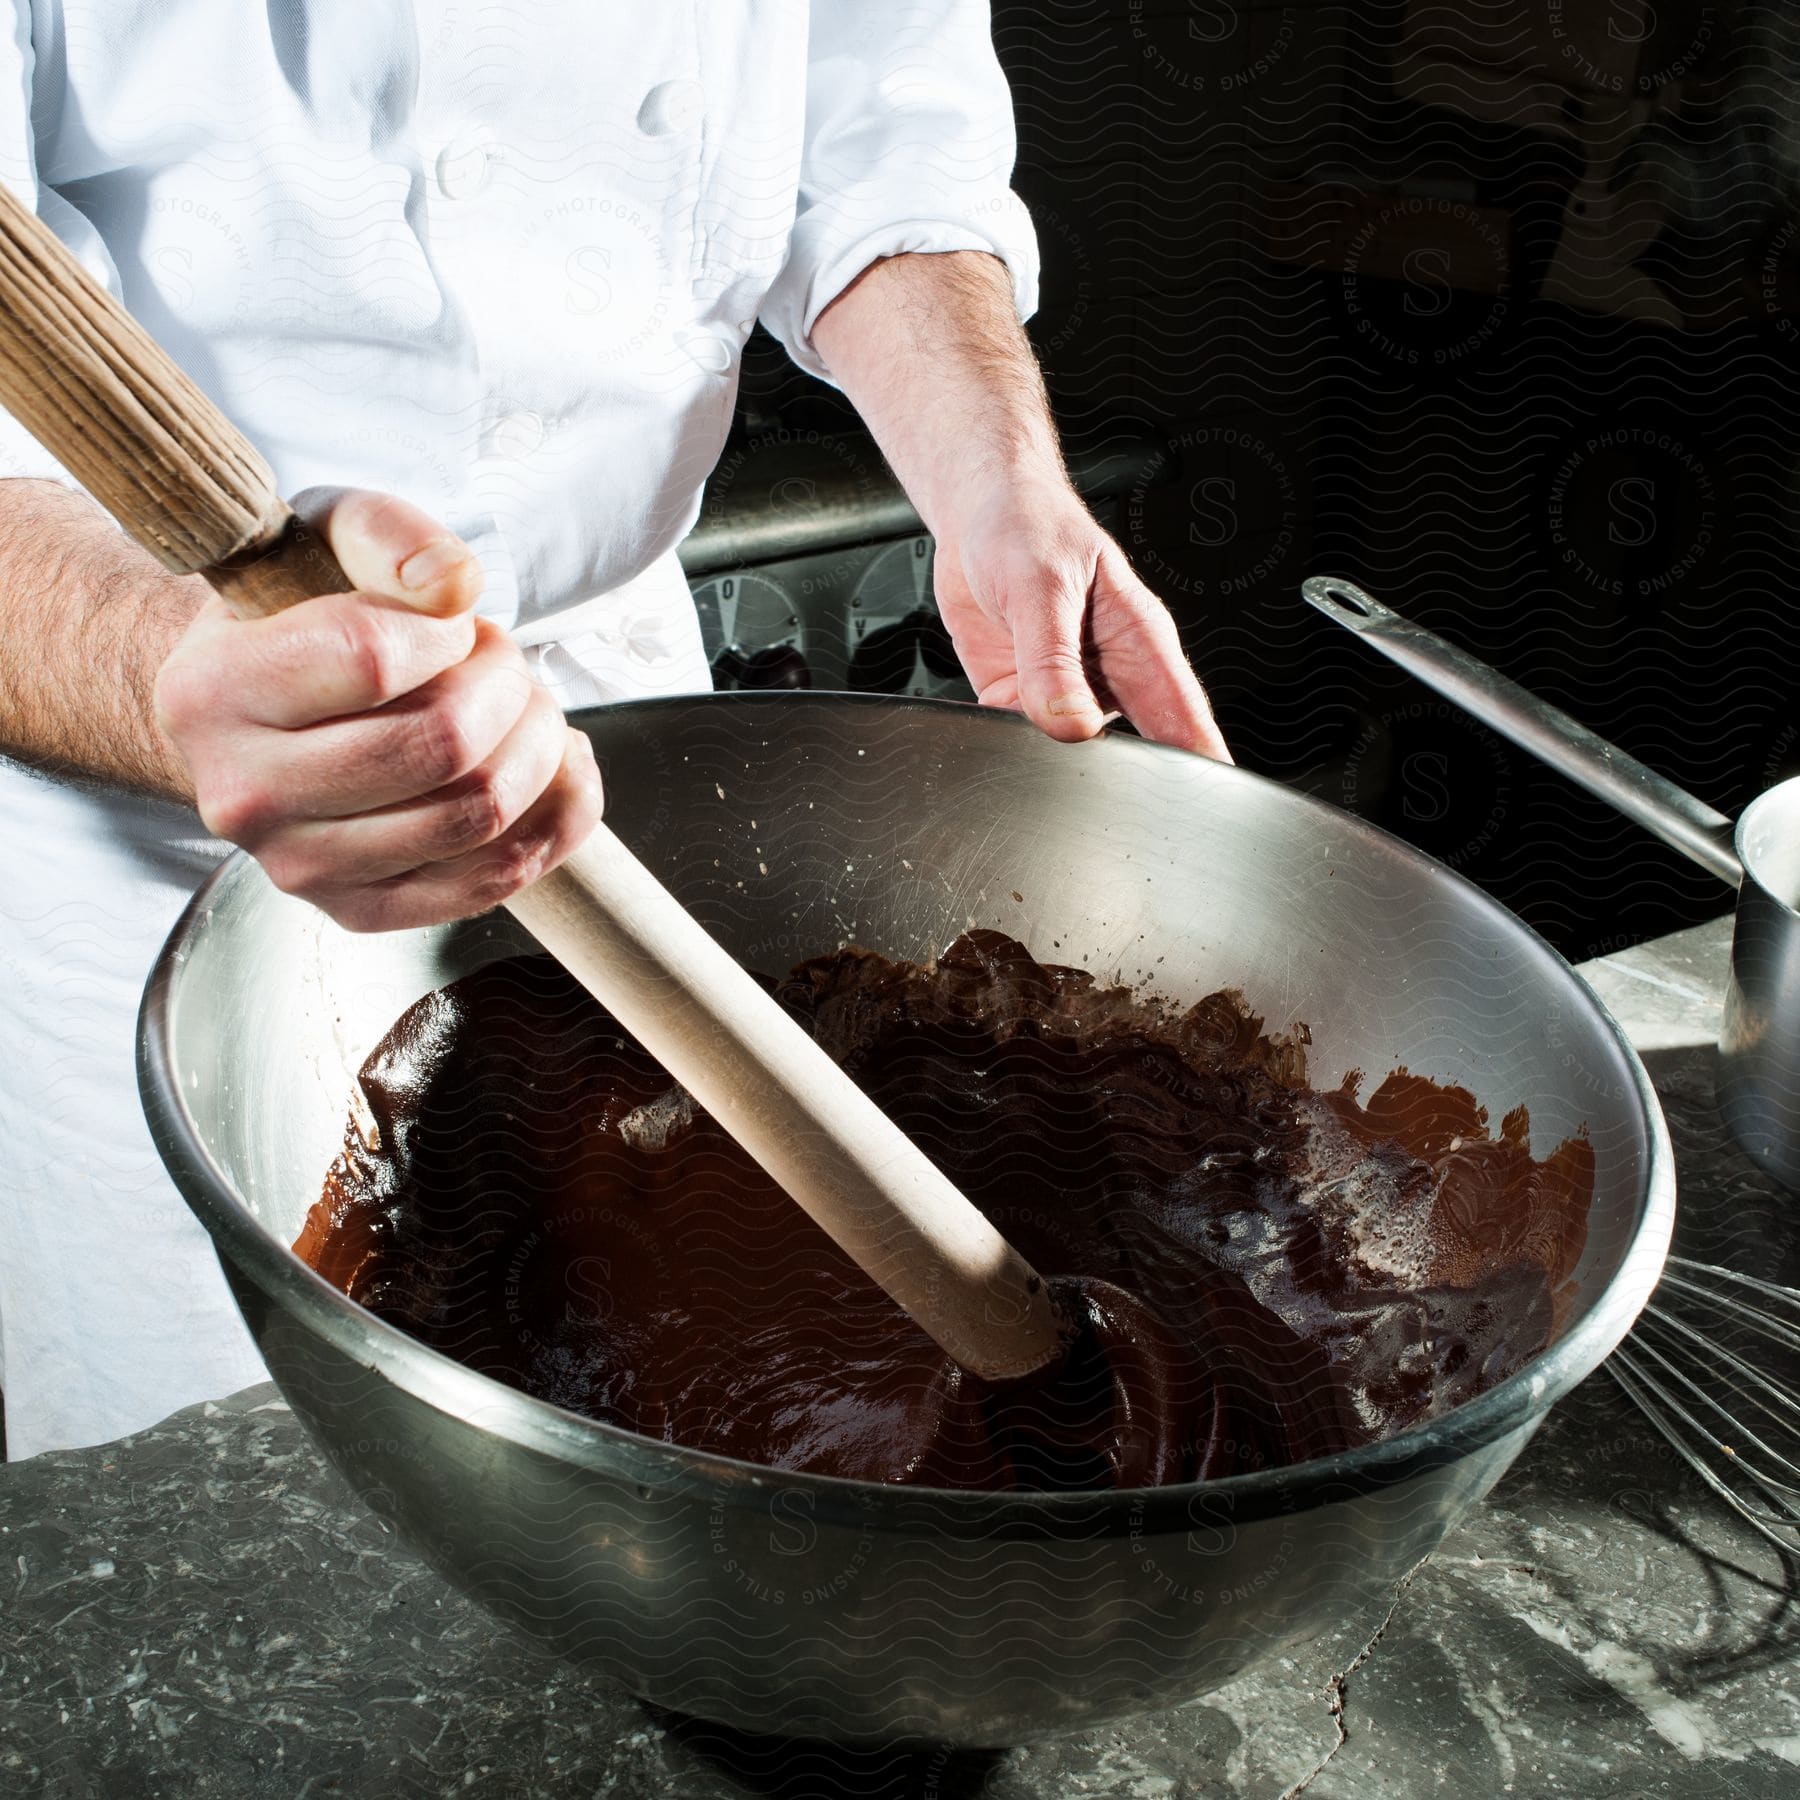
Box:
140 694 1673 1744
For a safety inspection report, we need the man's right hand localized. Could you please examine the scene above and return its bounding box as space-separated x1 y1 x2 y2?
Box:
153 489 604 932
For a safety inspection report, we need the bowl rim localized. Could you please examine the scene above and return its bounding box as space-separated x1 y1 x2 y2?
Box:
137 691 1677 1533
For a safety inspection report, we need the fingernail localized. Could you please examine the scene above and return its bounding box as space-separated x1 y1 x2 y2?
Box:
398 537 469 592
1046 693 1101 720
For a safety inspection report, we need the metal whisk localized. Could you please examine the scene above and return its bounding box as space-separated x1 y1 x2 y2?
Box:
1605 1256 1800 1554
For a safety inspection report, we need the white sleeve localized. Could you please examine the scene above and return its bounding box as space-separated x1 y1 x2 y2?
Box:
759 0 1040 384
0 5 110 490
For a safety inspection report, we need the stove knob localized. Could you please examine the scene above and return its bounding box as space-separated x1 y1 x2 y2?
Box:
916 609 962 682
739 645 811 689
847 618 922 694
712 644 812 690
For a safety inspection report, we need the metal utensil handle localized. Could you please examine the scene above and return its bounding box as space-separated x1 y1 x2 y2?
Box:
1302 577 1743 888
0 176 1064 1380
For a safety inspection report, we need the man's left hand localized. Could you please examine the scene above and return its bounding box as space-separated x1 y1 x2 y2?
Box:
932 471 1232 761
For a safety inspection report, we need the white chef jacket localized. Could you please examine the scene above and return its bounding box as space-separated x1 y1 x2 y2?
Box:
0 1 1038 1460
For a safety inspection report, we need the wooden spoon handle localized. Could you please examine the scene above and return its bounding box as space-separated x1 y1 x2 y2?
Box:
507 833 1064 1378
0 178 1065 1379
0 182 286 577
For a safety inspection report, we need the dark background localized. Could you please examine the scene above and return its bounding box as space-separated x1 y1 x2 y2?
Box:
726 0 1799 967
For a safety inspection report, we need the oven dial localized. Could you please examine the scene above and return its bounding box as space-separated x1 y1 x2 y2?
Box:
847 538 970 699
691 571 808 690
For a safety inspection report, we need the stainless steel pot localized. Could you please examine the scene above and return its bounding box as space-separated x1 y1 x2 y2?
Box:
138 693 1674 1746
1304 577 1800 1191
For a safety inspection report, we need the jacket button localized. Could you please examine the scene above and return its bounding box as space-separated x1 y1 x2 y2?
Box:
675 327 735 374
482 409 546 460
637 79 704 136
436 130 496 198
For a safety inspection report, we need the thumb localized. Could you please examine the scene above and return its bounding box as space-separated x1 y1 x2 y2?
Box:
292 487 483 619
1002 557 1110 743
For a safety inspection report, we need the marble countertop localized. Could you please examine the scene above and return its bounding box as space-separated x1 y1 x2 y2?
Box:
4 915 1798 1799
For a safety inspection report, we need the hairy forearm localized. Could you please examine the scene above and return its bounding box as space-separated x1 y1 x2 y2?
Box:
0 479 205 799
810 250 1066 541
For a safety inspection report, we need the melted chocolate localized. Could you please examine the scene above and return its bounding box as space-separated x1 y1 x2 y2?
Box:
293 931 1594 1490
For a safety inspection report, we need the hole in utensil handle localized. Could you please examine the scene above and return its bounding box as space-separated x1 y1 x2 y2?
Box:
1300 575 1388 625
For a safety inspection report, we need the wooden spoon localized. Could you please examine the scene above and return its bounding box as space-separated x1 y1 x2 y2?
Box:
0 180 1065 1382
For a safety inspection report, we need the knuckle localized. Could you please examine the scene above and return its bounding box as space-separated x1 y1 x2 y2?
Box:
403 695 482 792
332 606 400 705
351 489 408 541
492 832 550 891
443 764 510 850
151 656 202 734
252 840 343 905
251 843 308 896
333 488 416 563
523 668 562 716
1036 647 1089 683
569 740 605 818
482 616 528 668
198 778 278 847
472 833 552 909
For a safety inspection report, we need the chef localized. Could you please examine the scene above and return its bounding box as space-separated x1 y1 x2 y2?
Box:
0 3 1228 1461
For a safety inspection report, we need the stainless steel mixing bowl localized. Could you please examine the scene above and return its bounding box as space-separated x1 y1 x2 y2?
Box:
139 694 1674 1746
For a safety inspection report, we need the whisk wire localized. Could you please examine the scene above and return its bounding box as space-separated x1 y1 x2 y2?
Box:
1603 1255 1800 1556
1630 1301 1800 1472
1614 1333 1800 1491
1657 1265 1800 1354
